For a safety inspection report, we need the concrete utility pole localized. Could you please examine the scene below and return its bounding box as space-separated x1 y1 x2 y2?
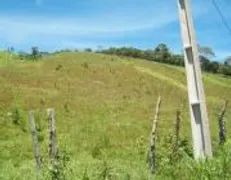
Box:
177 0 212 158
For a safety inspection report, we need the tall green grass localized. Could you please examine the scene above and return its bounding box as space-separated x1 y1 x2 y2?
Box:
0 52 230 179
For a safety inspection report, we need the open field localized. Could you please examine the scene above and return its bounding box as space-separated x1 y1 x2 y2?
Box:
0 52 231 179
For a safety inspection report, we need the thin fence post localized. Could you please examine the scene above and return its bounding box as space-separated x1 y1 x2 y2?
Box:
48 108 58 165
148 96 162 174
175 110 181 149
218 101 228 145
171 108 182 160
29 110 42 177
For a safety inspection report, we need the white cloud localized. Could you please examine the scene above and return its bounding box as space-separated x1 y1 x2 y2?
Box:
0 0 208 47
0 1 181 45
0 12 175 34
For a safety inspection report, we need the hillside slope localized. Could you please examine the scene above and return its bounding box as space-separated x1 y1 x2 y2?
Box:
0 52 231 179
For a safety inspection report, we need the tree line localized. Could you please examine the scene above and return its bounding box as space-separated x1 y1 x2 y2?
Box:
8 44 231 76
97 44 231 76
16 47 93 60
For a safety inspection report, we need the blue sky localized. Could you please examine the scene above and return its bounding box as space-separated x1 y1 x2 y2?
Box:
0 0 230 60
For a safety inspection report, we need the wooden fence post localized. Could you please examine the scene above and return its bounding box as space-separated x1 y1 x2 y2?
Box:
218 101 228 145
148 96 162 174
48 108 58 165
171 109 182 160
29 110 42 176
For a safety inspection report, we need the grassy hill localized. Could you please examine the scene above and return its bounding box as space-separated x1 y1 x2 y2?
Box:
0 52 231 179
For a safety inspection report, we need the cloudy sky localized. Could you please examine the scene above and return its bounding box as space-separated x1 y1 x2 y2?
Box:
0 0 230 60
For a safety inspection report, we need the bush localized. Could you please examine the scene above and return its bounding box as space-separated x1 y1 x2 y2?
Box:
99 46 230 77
12 107 21 125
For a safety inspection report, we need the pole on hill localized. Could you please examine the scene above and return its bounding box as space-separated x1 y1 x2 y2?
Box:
177 0 212 158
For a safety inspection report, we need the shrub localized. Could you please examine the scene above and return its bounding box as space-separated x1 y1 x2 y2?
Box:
12 107 21 125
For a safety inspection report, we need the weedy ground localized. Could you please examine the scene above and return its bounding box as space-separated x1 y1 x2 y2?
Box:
0 52 231 179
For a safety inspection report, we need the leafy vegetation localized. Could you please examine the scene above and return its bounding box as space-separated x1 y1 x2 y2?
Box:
98 44 231 76
0 52 231 179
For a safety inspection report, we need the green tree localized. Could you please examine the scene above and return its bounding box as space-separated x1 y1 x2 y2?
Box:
208 61 220 73
198 45 216 59
198 45 219 73
221 65 231 76
84 48 92 52
99 45 231 76
200 56 211 71
8 46 14 53
18 51 29 60
224 56 231 66
171 54 184 66
154 43 171 62
31 46 40 60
